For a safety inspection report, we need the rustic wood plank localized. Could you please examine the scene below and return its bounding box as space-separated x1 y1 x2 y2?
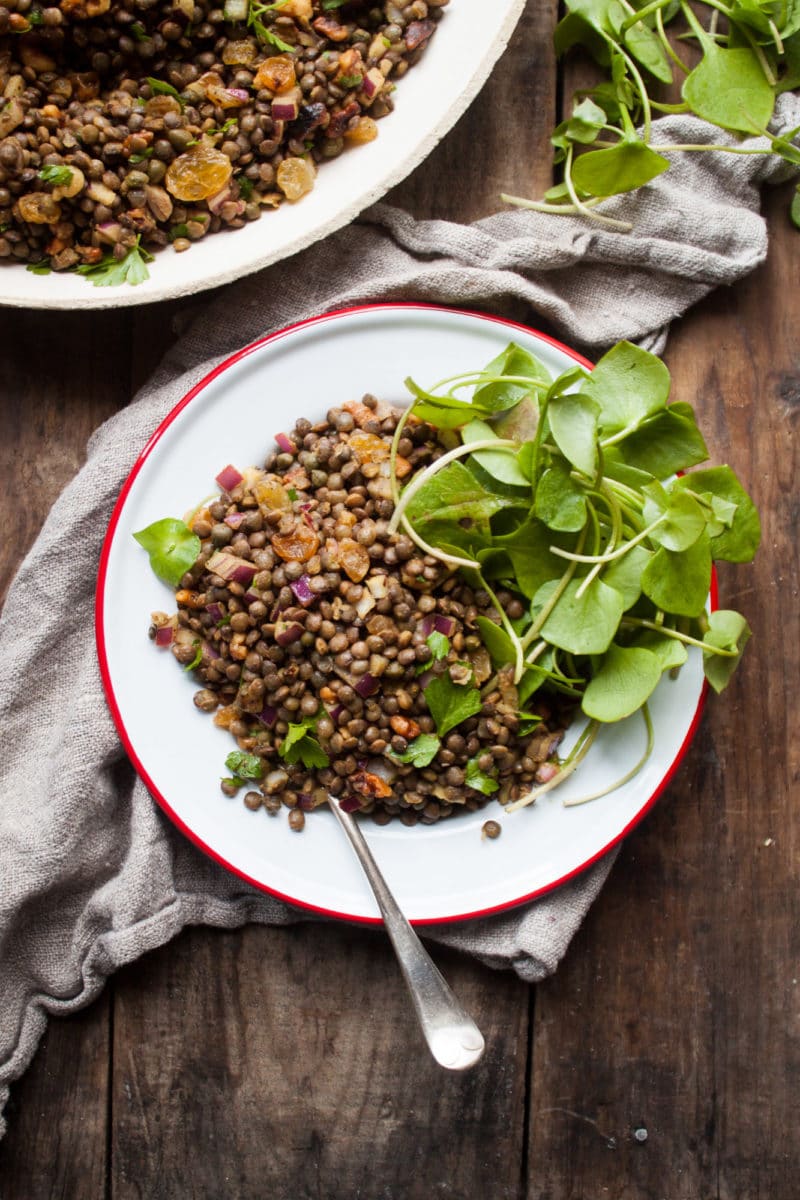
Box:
526 184 800 1200
111 923 528 1200
390 0 558 218
0 307 134 1193
0 985 111 1198
0 310 130 605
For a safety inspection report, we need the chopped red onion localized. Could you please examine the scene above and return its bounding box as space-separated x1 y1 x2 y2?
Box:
328 704 344 724
290 574 315 606
274 432 295 454
274 620 304 647
244 590 260 605
258 704 278 728
224 512 245 529
154 626 173 647
360 68 384 100
201 640 221 661
215 464 243 492
206 550 257 586
298 794 315 813
271 90 300 122
225 87 250 104
204 184 229 215
417 669 434 689
421 613 457 637
205 602 224 624
339 796 361 814
354 673 379 698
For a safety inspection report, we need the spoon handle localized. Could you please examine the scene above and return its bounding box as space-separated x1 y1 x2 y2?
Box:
328 798 485 1071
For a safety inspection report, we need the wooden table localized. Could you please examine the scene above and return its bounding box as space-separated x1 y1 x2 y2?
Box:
1 4 797 1196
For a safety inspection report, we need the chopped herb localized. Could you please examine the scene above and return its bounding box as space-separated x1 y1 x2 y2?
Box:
26 259 51 275
278 723 329 769
130 21 147 40
247 0 294 51
465 756 499 796
24 7 43 23
76 237 154 287
287 486 299 502
322 0 350 8
225 750 264 779
339 73 363 88
278 707 330 769
390 733 441 768
169 223 190 241
221 776 243 790
236 174 254 200
184 641 203 672
133 517 201 586
38 165 73 187
145 76 184 103
423 670 483 738
129 148 154 164
426 631 450 661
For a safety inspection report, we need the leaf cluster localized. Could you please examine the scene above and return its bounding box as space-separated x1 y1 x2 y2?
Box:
392 342 759 751
502 0 800 228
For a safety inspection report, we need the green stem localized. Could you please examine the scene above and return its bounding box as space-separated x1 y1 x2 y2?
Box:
621 616 739 656
562 705 655 807
550 514 664 565
388 437 517 534
656 6 691 73
478 574 526 684
503 720 601 812
521 526 588 649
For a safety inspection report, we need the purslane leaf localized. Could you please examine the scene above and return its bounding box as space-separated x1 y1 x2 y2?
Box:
582 643 663 721
583 341 671 434
538 576 626 654
702 610 752 693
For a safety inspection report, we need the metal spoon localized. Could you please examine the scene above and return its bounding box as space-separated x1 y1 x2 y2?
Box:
328 796 485 1071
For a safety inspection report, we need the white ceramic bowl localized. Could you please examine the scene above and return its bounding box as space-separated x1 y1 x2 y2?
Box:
1 0 526 310
97 304 710 924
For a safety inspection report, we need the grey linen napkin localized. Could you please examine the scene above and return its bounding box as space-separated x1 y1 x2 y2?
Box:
1 96 798 1135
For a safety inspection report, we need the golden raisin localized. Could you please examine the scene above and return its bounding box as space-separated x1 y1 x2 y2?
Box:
252 55 297 93
344 116 378 145
271 521 320 562
18 193 61 224
165 145 233 202
276 156 316 202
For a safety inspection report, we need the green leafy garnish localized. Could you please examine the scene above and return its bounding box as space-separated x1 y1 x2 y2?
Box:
76 237 154 287
423 671 483 738
502 0 800 230
129 149 154 164
133 517 201 586
130 21 147 40
225 750 264 780
390 733 441 767
184 641 203 672
465 756 499 795
146 76 183 102
388 340 759 810
169 223 190 241
247 0 294 51
339 73 363 88
236 174 254 200
37 165 74 187
26 259 51 275
278 708 330 769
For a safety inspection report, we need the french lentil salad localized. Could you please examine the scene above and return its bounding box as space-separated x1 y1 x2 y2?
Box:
135 340 759 832
0 0 444 279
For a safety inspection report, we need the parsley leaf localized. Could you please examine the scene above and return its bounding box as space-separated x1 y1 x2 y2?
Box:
225 751 264 779
38 164 74 187
76 238 154 287
423 671 483 737
465 756 499 795
278 723 329 768
339 73 363 88
26 259 51 275
130 21 147 40
277 707 330 769
133 517 201 586
247 0 294 51
426 631 450 661
390 733 441 768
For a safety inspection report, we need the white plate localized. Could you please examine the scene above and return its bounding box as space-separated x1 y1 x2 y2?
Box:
1 0 526 310
97 304 710 924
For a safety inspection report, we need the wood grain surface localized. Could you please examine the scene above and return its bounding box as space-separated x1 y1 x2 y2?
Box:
1 3 798 1197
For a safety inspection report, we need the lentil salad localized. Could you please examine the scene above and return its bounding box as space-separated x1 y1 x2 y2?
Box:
0 0 445 278
134 336 758 834
146 393 573 829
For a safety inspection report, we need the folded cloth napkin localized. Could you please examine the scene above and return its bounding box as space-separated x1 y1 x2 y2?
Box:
1 96 798 1136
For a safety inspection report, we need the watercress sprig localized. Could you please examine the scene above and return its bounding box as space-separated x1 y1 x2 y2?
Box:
392 339 759 810
502 0 800 229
